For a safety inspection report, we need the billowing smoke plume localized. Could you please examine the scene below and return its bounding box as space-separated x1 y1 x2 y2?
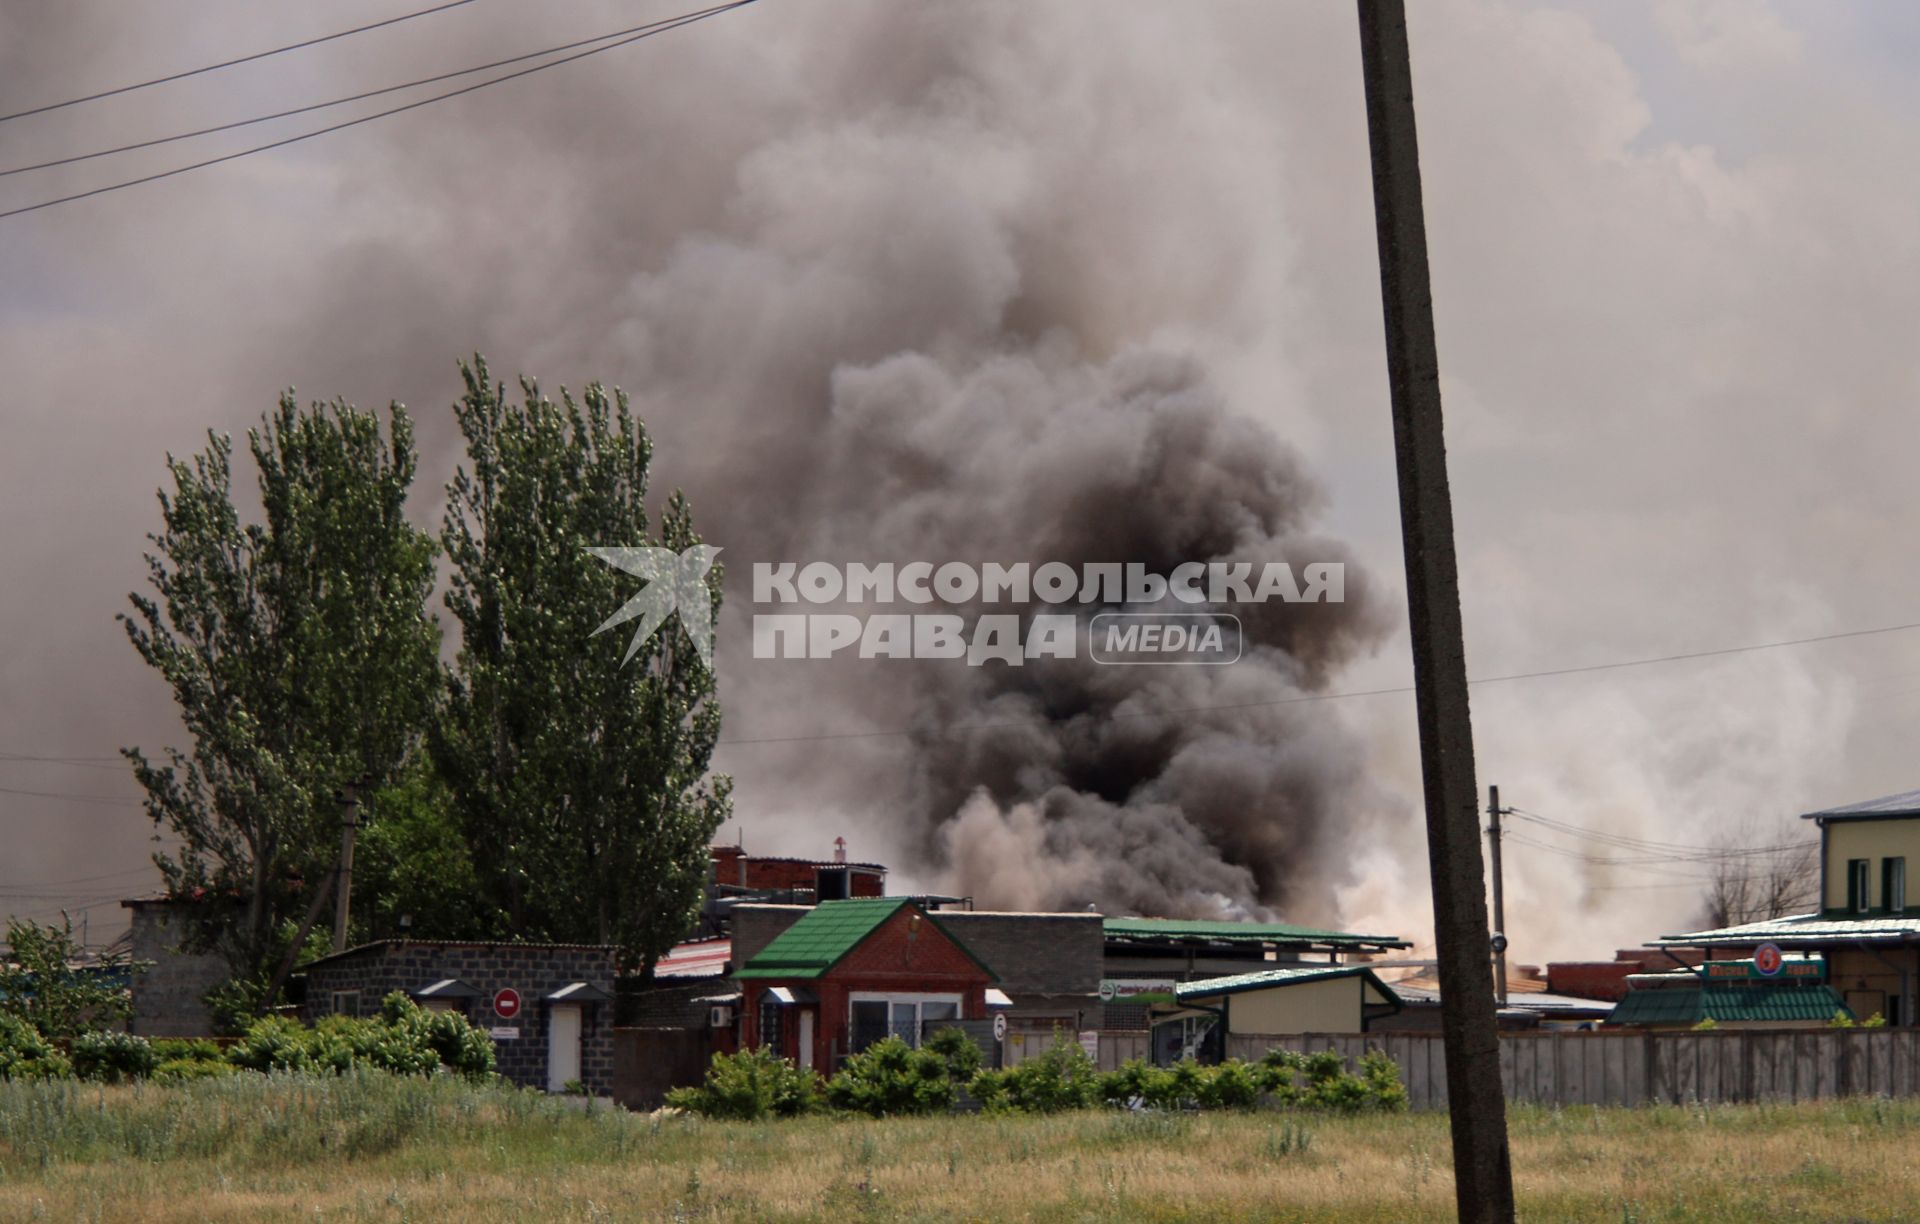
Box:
13 2 1899 954
725 346 1397 918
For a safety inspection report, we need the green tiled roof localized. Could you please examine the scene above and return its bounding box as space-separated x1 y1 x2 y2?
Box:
1174 964 1402 1006
1609 984 1850 1027
736 899 909 979
1104 917 1408 949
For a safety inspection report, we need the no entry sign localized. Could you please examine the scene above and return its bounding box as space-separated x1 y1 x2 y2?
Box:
493 987 523 1019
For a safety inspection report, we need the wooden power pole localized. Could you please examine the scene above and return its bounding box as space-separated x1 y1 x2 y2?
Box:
332 781 361 954
1354 3 1516 1221
1488 785 1507 1007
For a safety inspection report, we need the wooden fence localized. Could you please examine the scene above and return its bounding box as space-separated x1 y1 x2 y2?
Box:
1213 1029 1920 1111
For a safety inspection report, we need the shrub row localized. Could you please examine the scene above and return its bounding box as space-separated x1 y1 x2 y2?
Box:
0 994 495 1084
667 1029 1407 1120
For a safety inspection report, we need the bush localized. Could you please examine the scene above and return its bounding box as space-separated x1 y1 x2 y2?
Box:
1248 1047 1408 1113
1096 1058 1174 1109
969 1031 1099 1114
923 1026 983 1085
826 1036 954 1117
0 1015 71 1081
225 994 494 1081
667 1046 822 1120
227 1016 317 1074
1203 1059 1261 1110
71 1031 159 1083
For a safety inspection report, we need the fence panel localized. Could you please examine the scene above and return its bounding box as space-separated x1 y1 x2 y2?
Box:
1203 1028 1920 1111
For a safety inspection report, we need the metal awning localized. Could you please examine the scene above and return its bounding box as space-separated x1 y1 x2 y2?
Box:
985 988 1013 1008
766 985 818 1005
545 981 613 1003
413 978 483 1000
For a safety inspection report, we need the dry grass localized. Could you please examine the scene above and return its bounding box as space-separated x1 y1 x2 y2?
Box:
1 1074 1917 1221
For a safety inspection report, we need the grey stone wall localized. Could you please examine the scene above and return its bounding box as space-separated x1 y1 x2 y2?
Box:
124 903 227 1038
935 911 1103 1027
729 904 810 969
301 941 617 1095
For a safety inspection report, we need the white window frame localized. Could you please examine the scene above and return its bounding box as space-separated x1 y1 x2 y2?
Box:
1888 857 1907 914
847 991 963 1048
1852 858 1872 914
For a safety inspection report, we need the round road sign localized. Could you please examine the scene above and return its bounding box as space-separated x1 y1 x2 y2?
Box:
493 987 523 1019
992 1013 1007 1043
1753 942 1784 977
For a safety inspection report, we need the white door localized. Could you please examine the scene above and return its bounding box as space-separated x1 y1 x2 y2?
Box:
547 1005 582 1092
797 1009 815 1070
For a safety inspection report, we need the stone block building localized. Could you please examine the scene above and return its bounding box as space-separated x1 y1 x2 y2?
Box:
121 899 227 1038
301 940 616 1094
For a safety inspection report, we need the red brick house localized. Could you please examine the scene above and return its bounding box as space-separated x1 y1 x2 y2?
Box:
735 898 997 1071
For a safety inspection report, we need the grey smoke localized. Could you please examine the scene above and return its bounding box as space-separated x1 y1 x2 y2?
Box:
6 2 1920 960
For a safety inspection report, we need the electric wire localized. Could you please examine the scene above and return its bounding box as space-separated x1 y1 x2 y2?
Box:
0 0 481 124
715 618 1920 746
0 0 758 221
0 6 748 180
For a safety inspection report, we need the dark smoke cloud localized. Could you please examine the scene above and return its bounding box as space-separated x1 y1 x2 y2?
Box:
10 1 1919 959
0 0 1401 924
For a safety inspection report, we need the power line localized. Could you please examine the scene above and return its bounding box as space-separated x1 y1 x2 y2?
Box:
0 751 124 765
0 0 759 222
0 752 129 773
0 10 742 180
1504 807 1814 858
0 865 157 894
0 784 143 809
715 618 1920 747
0 0 481 125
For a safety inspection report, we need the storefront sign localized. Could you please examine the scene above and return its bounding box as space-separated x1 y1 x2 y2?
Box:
1098 978 1177 1001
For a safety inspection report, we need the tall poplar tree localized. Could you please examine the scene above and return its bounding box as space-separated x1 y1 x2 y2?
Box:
436 357 729 976
122 398 439 1011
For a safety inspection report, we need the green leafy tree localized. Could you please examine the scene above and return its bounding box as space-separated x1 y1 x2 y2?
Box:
0 916 142 1040
120 397 440 999
347 757 486 942
436 357 729 974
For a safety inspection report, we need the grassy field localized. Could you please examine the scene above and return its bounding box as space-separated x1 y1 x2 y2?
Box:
2 1074 1918 1222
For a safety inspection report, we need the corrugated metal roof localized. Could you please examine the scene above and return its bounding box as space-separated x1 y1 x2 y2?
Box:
1652 913 1920 947
1389 981 1613 1015
1174 965 1402 1006
656 938 731 979
1803 788 1920 821
1103 917 1409 948
1610 984 1850 1026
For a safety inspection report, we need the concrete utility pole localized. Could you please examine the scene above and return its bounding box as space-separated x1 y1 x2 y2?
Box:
1488 785 1507 1007
1354 3 1516 1221
332 781 361 954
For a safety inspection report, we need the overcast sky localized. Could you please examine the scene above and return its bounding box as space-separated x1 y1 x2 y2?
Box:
3 1 1918 963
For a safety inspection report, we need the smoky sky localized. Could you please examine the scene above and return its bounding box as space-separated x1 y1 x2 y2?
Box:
6 1 1920 961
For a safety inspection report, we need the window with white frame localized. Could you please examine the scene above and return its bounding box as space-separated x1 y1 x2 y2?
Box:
847 992 962 1050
